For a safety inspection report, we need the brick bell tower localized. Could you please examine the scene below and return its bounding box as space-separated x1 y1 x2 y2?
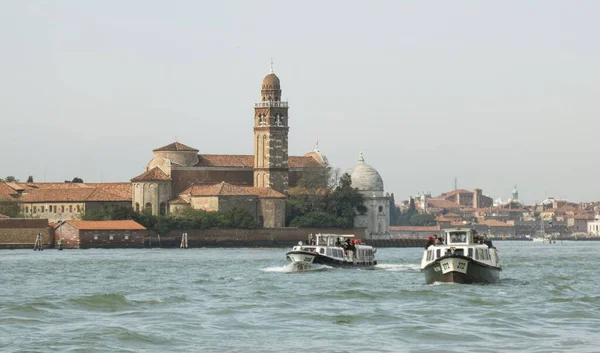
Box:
253 64 289 194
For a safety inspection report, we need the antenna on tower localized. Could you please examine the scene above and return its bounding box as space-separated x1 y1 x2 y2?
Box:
454 177 457 190
270 58 274 73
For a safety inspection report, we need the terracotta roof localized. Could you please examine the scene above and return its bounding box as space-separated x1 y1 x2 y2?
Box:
427 199 462 209
19 187 131 203
438 189 473 198
169 197 190 205
195 154 323 168
179 182 285 199
197 155 253 167
0 183 19 197
390 226 440 232
131 167 171 182
153 142 198 152
573 214 592 220
0 213 9 219
247 187 286 199
64 220 146 230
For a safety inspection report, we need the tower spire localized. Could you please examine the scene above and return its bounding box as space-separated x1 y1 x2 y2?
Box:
270 58 274 73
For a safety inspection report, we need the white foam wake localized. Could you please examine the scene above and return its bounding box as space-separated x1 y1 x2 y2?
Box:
375 263 421 272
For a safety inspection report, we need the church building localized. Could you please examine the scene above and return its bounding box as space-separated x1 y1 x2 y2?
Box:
131 69 328 227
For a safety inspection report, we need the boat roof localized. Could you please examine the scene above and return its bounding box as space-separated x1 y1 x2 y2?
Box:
443 227 477 233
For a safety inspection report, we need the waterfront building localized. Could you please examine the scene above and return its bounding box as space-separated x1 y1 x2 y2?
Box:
54 220 147 249
131 69 328 227
349 153 390 239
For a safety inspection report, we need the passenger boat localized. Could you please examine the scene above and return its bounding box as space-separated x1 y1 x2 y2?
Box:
286 233 377 270
420 228 501 284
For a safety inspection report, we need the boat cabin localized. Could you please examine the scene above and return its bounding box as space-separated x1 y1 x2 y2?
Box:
291 233 375 264
422 228 500 268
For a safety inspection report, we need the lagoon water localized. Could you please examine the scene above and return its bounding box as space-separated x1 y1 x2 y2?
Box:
1 241 599 353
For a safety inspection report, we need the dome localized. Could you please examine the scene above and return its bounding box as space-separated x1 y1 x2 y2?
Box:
350 153 384 192
262 73 280 89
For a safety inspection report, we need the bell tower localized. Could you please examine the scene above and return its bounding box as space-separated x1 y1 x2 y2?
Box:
253 65 289 194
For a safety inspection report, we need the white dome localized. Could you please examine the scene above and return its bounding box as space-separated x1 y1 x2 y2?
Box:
350 153 384 192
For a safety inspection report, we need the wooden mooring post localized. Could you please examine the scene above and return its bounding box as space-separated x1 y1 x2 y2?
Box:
180 232 188 249
33 232 44 251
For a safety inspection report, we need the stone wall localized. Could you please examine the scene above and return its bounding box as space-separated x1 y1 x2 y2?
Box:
0 218 53 249
149 227 366 247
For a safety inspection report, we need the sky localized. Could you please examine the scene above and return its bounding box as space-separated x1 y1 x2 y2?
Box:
1 1 599 205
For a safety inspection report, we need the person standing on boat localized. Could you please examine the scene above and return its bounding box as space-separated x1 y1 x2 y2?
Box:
425 236 435 249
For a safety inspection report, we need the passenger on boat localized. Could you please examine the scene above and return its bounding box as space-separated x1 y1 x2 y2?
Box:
425 236 435 249
433 235 442 244
483 237 493 248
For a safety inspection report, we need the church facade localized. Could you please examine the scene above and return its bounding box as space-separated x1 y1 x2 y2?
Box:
131 70 328 227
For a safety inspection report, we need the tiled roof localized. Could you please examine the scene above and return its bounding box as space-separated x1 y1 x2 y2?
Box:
197 155 254 167
64 220 146 230
19 187 131 203
390 226 440 232
131 167 171 182
0 183 19 197
153 142 198 152
179 182 285 199
195 154 324 168
438 189 473 198
248 187 286 199
427 199 462 209
169 197 190 204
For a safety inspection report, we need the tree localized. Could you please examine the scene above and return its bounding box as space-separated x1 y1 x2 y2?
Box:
27 176 34 182
409 212 436 226
82 204 134 221
65 177 84 183
1 176 18 183
0 197 20 218
287 172 366 228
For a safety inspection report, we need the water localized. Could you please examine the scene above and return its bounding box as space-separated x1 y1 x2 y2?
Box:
1 241 599 353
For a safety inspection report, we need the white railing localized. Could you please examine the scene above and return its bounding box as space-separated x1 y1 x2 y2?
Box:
254 101 288 108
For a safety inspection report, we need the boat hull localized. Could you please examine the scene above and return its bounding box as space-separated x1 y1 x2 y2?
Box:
422 255 501 284
286 250 375 270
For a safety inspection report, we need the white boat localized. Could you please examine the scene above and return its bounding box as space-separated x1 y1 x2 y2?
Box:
420 228 502 284
285 233 377 270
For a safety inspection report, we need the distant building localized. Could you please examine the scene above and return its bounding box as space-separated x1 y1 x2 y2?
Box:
349 153 390 239
434 188 493 209
587 216 600 236
54 220 147 249
131 70 328 227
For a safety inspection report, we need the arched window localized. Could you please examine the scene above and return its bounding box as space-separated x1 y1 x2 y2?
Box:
145 202 152 213
135 203 140 212
77 205 80 212
378 206 383 213
69 205 73 212
160 202 166 215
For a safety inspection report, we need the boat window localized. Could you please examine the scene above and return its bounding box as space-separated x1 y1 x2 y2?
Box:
320 248 324 254
327 248 332 256
436 249 441 258
468 248 473 258
449 232 467 244
474 249 479 260
454 248 464 256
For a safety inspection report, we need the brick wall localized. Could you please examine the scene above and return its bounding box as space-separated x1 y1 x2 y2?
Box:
0 218 53 249
79 230 146 249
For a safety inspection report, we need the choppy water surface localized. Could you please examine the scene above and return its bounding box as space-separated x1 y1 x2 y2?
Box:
1 241 599 353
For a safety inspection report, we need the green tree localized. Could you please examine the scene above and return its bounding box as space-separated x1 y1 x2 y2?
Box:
2 176 18 183
409 212 436 226
0 197 21 218
82 204 134 221
27 176 34 182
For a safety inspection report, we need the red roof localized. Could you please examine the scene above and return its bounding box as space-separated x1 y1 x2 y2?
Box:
153 142 198 152
479 219 513 227
195 154 323 168
64 220 146 230
131 167 171 182
180 182 285 199
427 199 462 209
19 186 131 202
0 183 19 197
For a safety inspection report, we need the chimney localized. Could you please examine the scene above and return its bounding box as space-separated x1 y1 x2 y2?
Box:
473 188 482 208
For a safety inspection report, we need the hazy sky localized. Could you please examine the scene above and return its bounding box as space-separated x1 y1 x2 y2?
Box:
2 1 599 204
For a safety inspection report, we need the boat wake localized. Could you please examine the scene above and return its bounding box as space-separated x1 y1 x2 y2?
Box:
262 263 332 273
375 263 420 272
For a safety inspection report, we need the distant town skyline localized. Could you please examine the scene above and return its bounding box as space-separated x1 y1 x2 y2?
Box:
2 1 599 205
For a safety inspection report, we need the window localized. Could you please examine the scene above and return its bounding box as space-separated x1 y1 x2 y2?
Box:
69 205 72 212
61 206 65 213
33 207 36 214
94 235 99 240
25 207 29 213
53 205 57 213
160 202 166 215
468 248 473 258
135 203 139 212
124 235 129 240
145 202 152 213
378 206 383 213
109 235 114 240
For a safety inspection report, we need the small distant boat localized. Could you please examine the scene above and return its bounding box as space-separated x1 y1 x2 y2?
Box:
420 228 502 284
285 234 377 270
